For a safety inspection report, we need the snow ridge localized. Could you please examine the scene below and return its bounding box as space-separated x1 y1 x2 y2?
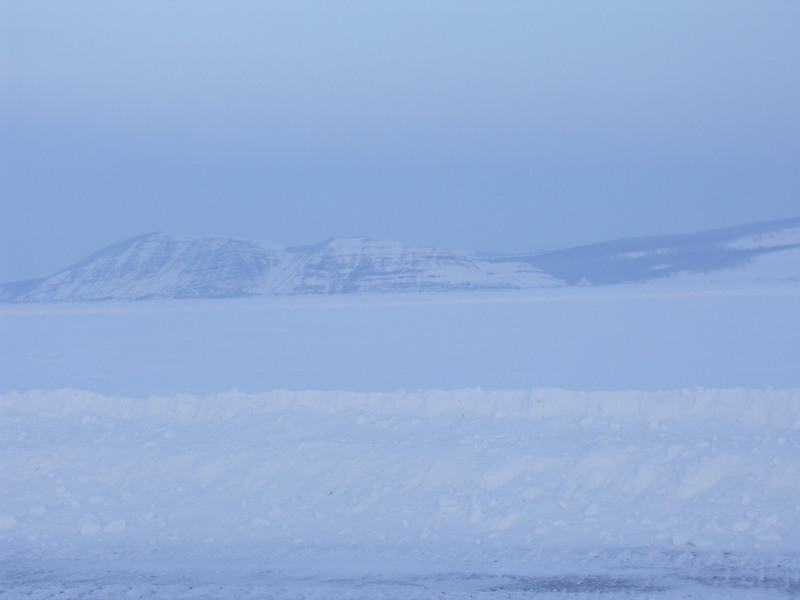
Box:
4 386 799 426
511 216 800 285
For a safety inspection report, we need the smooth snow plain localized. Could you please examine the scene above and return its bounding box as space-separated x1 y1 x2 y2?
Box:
3 282 800 395
2 282 800 598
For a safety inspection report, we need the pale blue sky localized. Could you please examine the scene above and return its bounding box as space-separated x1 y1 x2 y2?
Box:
2 1 799 282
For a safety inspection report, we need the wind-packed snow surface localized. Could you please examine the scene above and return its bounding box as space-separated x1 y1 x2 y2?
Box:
2 388 799 598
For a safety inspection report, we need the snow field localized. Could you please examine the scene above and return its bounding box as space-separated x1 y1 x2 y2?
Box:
2 387 800 597
4 283 800 395
2 388 798 555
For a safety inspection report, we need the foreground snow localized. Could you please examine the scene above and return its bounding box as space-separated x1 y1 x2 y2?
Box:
2 388 799 598
1 551 798 599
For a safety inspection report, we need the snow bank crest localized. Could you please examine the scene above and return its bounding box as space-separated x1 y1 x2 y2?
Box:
3 387 799 426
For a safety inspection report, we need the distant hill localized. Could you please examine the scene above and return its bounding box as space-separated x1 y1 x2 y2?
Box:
0 233 559 302
2 217 798 302
515 216 800 285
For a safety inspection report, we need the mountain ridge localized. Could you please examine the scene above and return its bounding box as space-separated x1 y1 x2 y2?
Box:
503 216 800 285
3 217 798 302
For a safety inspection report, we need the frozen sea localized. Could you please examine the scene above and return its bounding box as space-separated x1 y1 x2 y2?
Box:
2 282 800 395
2 282 799 598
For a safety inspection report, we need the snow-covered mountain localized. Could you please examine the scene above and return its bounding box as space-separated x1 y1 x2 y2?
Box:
2 217 798 302
4 233 285 302
272 237 557 295
0 234 560 302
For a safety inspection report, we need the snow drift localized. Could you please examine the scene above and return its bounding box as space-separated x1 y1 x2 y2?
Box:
3 387 799 597
3 387 798 557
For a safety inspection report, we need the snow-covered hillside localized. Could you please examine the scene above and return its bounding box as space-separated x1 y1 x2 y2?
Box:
1 217 798 302
2 388 799 598
272 237 558 295
518 216 800 285
0 234 561 302
4 233 285 302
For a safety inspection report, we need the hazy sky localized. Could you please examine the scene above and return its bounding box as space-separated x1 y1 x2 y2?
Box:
2 1 799 282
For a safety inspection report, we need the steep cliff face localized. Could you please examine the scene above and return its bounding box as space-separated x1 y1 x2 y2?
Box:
274 238 559 294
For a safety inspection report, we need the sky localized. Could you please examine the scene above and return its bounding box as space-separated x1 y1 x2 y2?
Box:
1 1 799 282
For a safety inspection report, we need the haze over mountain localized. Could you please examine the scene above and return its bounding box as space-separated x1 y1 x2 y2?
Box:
2 217 798 303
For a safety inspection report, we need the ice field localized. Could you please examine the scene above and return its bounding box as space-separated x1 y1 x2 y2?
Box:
2 283 800 598
2 283 800 395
